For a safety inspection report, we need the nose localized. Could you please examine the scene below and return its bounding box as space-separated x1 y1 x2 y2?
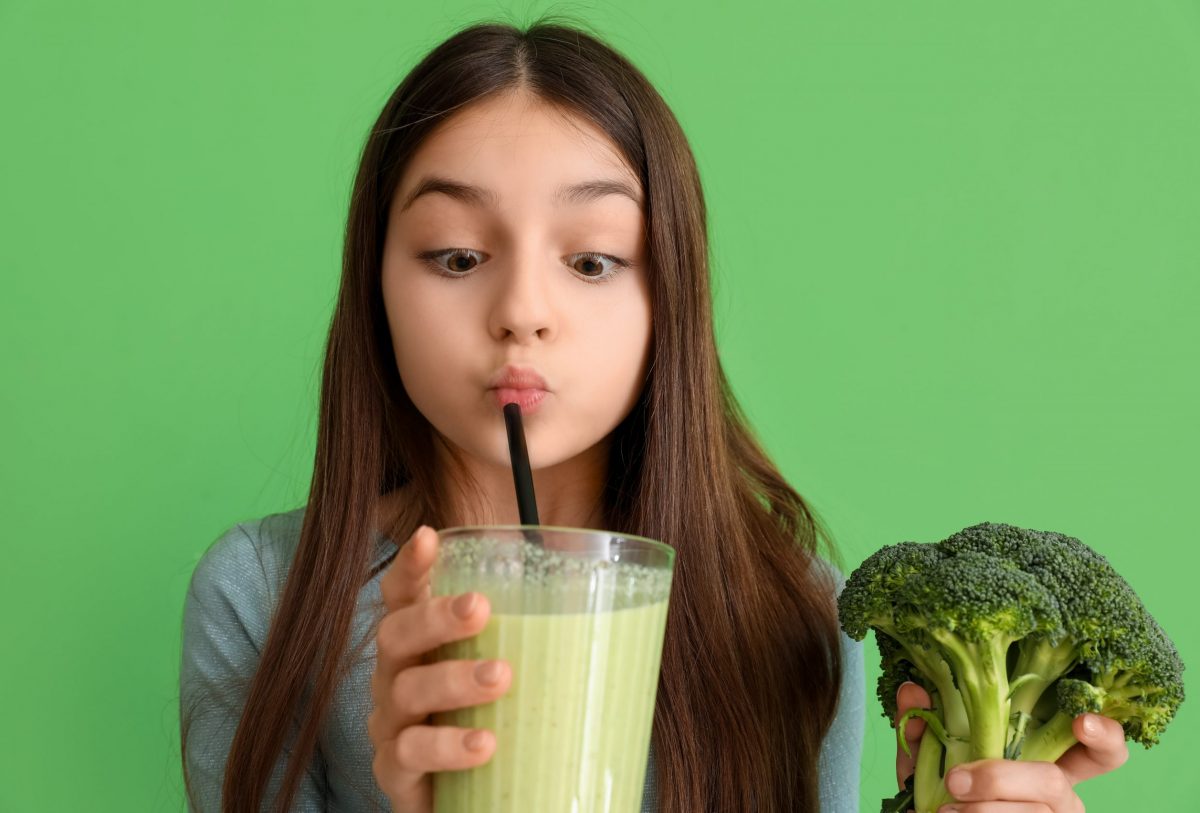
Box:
487 254 555 344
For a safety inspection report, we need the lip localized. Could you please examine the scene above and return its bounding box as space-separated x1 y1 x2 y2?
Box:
487 364 549 391
489 387 547 415
487 364 550 415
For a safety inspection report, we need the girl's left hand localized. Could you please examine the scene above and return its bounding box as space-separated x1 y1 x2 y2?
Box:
896 682 1131 813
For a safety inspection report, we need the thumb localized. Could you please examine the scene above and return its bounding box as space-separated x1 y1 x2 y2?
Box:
895 681 932 790
379 524 438 611
1056 712 1130 785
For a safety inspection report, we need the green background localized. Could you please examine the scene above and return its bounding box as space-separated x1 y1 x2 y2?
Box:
2 0 1196 810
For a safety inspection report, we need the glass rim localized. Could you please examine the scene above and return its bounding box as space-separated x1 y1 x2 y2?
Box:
437 524 675 560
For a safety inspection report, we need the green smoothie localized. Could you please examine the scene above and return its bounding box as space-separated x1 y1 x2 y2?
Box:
432 599 669 812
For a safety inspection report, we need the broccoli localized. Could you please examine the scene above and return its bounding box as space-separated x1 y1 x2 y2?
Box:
838 522 1185 813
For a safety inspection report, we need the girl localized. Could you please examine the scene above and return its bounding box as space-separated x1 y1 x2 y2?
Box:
179 17 1128 813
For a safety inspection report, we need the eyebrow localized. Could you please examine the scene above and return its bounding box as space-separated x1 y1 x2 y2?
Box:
397 175 644 212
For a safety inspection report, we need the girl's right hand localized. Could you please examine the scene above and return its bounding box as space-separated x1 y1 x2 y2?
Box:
367 524 512 812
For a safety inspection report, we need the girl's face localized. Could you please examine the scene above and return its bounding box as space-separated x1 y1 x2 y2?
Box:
381 90 652 475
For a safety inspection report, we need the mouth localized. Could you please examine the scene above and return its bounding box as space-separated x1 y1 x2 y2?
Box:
487 364 550 415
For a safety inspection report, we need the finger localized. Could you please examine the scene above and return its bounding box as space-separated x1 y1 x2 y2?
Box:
374 591 492 685
370 743 430 810
380 525 439 611
943 760 1081 812
1056 713 1130 785
396 724 497 773
389 659 512 720
895 681 932 739
373 726 497 807
895 681 932 789
937 803 1052 813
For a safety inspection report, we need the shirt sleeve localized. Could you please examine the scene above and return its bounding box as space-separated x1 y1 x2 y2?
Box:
179 522 328 812
817 566 867 813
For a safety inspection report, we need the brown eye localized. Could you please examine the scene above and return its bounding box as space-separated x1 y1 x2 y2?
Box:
572 254 607 277
444 250 479 273
570 252 632 284
418 248 482 276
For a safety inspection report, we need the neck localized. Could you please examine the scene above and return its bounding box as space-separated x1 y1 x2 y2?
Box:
374 437 611 535
436 437 609 529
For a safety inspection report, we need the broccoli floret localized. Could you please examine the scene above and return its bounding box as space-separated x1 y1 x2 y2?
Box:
875 632 919 722
939 522 1149 759
1022 611 1186 761
838 522 1186 813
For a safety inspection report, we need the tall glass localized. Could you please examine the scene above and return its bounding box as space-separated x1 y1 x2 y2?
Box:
430 525 675 813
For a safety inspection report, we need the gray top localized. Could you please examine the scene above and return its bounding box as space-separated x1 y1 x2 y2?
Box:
179 507 865 811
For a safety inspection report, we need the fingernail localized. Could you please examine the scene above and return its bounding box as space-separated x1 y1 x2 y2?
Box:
946 768 971 796
475 660 503 686
939 807 959 813
452 592 478 619
463 729 488 751
1083 713 1100 738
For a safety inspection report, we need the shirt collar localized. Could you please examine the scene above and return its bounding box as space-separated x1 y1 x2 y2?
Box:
370 528 400 573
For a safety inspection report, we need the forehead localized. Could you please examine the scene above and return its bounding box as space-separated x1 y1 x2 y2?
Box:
394 93 642 211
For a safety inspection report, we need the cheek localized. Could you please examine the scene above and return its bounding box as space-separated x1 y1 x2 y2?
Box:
382 275 461 396
573 293 653 401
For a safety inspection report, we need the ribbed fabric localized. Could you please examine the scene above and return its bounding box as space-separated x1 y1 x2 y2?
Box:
180 507 865 812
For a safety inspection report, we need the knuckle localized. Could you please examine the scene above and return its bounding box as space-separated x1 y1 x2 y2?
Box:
391 661 496 721
437 594 461 624
400 538 425 577
395 726 423 768
433 728 460 765
440 592 490 630
969 763 997 794
391 667 423 717
447 662 475 704
435 596 471 637
1047 766 1072 799
371 743 404 798
374 614 399 661
379 575 399 609
1115 742 1130 768
377 604 427 663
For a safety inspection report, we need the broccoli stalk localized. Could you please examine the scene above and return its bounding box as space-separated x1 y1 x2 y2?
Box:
913 723 947 812
927 625 1012 760
1005 636 1079 758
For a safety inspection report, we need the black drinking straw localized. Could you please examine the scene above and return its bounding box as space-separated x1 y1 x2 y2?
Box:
502 402 540 525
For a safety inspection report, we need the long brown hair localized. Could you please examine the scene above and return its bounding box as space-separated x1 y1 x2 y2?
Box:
182 14 844 812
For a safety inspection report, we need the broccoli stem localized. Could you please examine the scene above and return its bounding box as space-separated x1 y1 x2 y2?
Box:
1017 710 1078 764
912 724 950 813
896 638 974 802
910 646 969 736
885 633 977 809
933 684 972 776
931 631 1012 760
1006 637 1078 758
1009 638 1077 713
